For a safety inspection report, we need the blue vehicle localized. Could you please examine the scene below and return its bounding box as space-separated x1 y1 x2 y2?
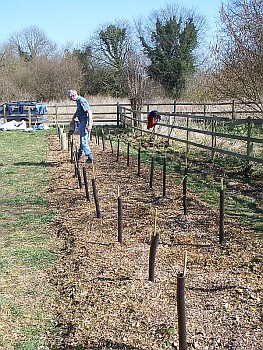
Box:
0 101 48 124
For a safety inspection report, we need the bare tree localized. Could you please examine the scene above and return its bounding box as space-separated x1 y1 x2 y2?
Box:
0 41 82 102
8 25 57 60
23 54 83 101
126 50 160 109
212 0 263 112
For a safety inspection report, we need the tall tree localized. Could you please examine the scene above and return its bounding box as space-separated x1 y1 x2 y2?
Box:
212 0 263 112
8 25 57 60
87 23 132 96
98 24 129 70
140 16 198 98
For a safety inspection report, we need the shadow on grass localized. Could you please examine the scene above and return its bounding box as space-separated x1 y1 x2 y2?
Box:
14 161 60 167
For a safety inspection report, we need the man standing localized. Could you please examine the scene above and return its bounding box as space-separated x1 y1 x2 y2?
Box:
67 89 94 163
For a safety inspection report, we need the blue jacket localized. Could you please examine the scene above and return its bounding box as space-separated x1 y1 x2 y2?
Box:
75 96 90 122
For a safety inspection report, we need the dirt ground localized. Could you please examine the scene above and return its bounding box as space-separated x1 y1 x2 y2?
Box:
45 133 262 349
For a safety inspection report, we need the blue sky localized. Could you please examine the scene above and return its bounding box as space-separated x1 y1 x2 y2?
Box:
0 0 223 47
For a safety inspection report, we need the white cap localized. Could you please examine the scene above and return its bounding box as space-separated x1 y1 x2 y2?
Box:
67 89 78 97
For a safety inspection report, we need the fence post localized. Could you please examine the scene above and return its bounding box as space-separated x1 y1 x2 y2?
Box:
55 104 58 124
147 104 150 113
3 104 7 123
173 100 176 113
211 119 216 159
117 102 120 127
231 100 235 120
186 117 189 156
246 116 253 164
28 108 32 127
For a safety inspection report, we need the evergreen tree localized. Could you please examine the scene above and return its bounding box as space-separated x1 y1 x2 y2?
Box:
140 16 197 98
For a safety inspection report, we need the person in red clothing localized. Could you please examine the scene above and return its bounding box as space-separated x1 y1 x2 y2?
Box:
147 110 161 129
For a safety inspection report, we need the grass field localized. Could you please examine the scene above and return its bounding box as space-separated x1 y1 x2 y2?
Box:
0 129 57 349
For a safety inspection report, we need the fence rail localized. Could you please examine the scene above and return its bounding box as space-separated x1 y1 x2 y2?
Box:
3 101 261 164
47 101 262 164
34 100 263 124
118 106 263 165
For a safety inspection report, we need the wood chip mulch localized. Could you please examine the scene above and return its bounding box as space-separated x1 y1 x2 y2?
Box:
45 133 262 350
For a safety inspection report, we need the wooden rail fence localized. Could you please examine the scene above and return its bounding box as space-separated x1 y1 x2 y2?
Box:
3 101 261 164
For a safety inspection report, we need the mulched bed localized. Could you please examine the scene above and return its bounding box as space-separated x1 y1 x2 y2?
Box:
45 133 262 349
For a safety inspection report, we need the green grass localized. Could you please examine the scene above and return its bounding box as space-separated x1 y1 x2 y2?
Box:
0 129 57 349
108 128 262 234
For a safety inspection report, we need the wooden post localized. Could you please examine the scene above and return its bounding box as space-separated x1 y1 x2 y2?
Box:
211 119 216 159
3 104 7 123
173 100 176 113
117 102 120 127
28 108 32 127
231 100 235 120
55 104 58 124
246 116 253 164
